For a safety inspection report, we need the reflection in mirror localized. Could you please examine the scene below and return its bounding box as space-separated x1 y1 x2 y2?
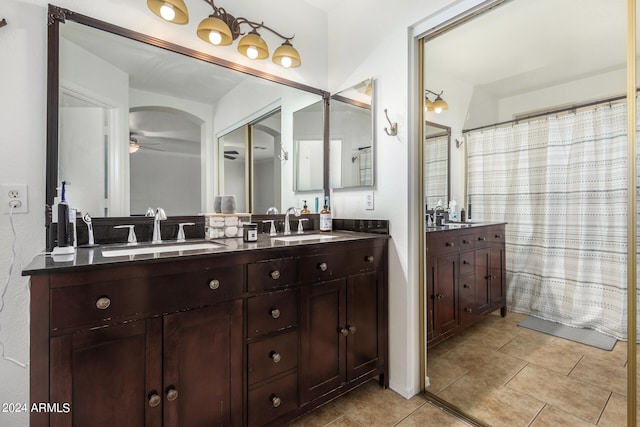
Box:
423 121 450 209
330 78 374 188
293 101 324 192
50 9 327 219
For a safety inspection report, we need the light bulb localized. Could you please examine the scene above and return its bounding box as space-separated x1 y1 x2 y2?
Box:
435 107 443 114
209 30 222 45
159 3 176 21
246 46 258 60
280 56 292 68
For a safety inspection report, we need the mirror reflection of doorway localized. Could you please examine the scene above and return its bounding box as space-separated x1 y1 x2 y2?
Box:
219 108 282 214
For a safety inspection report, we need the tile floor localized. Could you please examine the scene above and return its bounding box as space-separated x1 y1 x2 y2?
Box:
290 311 637 426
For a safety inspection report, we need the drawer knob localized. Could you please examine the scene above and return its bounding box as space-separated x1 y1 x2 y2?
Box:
463 239 471 244
270 270 281 280
209 279 220 290
445 242 455 247
365 255 374 263
271 395 282 408
465 308 473 313
270 308 281 319
166 387 178 401
478 237 486 241
348 325 357 335
270 351 282 363
463 283 471 288
340 327 349 336
463 260 470 265
148 393 161 408
318 262 328 271
434 294 444 301
495 234 503 238
96 297 111 310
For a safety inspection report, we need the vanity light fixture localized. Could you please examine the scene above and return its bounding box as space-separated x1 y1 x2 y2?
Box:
148 0 301 68
425 89 449 114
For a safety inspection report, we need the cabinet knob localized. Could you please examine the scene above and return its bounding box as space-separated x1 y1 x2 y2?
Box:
148 393 161 408
495 234 503 238
365 255 374 263
434 294 444 301
463 239 471 244
270 270 281 280
478 237 486 241
209 279 220 290
340 327 349 336
445 242 455 247
465 308 473 313
348 325 357 335
270 308 281 319
166 387 178 401
270 351 282 363
463 283 471 289
485 275 496 280
96 297 111 310
463 260 470 265
271 395 282 408
318 262 328 271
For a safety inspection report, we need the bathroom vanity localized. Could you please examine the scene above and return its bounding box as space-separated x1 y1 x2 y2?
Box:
425 223 506 346
24 230 388 427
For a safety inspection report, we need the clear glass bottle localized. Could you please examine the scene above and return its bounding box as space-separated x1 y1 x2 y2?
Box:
319 197 332 232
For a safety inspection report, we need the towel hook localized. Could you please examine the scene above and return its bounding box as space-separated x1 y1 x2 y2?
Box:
0 19 7 28
383 109 397 136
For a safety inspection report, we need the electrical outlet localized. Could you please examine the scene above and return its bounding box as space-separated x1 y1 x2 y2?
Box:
365 191 374 210
1 184 28 214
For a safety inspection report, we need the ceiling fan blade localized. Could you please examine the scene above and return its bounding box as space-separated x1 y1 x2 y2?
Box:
224 150 239 155
224 154 237 160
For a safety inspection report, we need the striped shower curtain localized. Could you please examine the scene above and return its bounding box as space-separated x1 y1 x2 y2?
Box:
466 103 629 339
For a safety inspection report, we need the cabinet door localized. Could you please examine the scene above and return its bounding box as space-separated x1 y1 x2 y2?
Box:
474 247 492 314
433 254 458 337
49 319 162 427
300 279 346 404
346 272 381 381
163 300 243 427
490 244 506 307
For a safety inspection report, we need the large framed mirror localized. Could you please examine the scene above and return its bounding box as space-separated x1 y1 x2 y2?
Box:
46 5 329 222
423 121 450 210
329 78 375 188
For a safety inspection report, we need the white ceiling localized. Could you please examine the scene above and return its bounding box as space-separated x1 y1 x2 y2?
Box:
425 0 628 99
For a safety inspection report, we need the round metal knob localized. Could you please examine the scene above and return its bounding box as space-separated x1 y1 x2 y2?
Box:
270 308 281 319
478 237 486 241
270 351 282 363
463 283 471 288
318 262 328 271
463 239 471 244
495 234 503 238
445 242 455 247
340 328 349 336
148 393 161 407
348 325 357 335
463 260 470 265
465 308 473 313
270 270 281 280
96 297 111 310
271 395 282 408
435 294 444 301
365 255 374 263
166 387 178 401
209 279 220 290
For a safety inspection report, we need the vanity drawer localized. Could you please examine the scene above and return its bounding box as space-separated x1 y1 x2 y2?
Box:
248 371 298 427
248 330 298 385
459 251 475 276
427 233 460 255
486 225 505 243
248 257 298 292
247 290 297 338
299 242 382 283
458 233 476 250
50 265 244 331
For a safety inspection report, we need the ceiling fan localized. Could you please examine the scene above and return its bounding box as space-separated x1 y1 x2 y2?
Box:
129 131 163 154
224 149 239 160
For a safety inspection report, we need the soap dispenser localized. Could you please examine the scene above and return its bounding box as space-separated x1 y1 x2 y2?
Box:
300 200 310 214
320 196 332 232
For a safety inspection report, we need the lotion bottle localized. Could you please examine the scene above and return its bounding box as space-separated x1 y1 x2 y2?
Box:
320 196 332 232
300 200 310 214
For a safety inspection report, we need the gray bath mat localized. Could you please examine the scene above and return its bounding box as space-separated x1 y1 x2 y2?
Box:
518 316 617 351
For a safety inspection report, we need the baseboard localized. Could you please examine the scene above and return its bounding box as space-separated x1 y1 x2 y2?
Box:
389 380 420 399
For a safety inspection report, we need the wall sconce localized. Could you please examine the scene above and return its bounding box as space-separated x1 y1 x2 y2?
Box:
425 89 448 114
147 0 301 68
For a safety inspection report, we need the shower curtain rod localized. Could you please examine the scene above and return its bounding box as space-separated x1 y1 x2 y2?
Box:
462 91 638 134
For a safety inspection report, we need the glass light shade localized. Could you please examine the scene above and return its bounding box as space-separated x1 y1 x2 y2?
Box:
433 96 448 113
197 16 233 46
147 0 189 24
237 32 269 60
272 42 301 68
160 4 175 21
129 141 140 154
425 97 435 111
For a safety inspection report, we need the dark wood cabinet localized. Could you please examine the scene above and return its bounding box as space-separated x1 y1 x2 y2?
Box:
426 224 506 346
28 236 388 427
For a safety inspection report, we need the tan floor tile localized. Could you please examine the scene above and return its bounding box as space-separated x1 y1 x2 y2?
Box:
288 401 345 426
396 402 471 427
507 364 609 423
597 393 627 427
499 333 583 375
444 342 527 386
425 355 469 394
570 354 627 396
325 415 363 427
530 405 597 426
438 374 544 427
334 380 426 426
427 330 473 358
463 320 519 350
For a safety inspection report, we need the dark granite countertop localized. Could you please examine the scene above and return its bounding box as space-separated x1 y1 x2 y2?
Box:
23 230 389 276
424 222 507 233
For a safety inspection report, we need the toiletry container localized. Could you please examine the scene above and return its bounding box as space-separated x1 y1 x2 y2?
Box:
320 197 332 232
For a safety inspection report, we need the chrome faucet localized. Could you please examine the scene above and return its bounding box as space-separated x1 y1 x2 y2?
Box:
152 207 167 243
284 207 301 235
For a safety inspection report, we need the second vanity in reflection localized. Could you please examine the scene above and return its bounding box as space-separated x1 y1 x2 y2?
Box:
426 223 506 346
25 230 388 427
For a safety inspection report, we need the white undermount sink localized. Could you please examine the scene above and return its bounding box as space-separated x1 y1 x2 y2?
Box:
272 234 339 243
101 241 223 257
